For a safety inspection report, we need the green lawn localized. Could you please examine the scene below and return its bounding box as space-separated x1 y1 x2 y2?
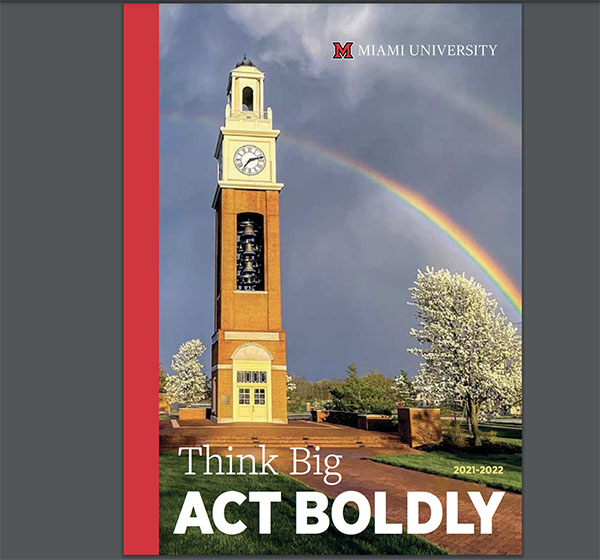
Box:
372 451 522 493
478 424 522 447
160 452 446 555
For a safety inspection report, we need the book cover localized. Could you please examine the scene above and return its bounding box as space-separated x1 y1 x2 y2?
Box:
124 3 522 555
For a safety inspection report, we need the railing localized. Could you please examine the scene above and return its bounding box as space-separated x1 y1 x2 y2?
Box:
228 109 270 121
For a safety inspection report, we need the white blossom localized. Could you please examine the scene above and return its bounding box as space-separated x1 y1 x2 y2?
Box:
393 372 415 406
408 267 522 444
311 398 333 410
286 373 297 400
165 339 208 406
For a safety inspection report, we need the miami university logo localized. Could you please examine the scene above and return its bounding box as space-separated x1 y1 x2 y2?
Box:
332 42 353 59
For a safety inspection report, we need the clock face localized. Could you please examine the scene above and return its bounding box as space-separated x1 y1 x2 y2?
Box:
234 145 266 176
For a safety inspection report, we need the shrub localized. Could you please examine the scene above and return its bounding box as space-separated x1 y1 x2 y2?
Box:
447 420 468 448
481 429 498 444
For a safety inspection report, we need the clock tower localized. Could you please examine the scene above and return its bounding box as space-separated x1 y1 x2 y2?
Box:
210 56 288 423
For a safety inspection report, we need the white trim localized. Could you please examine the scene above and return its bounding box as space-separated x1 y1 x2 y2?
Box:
224 331 279 341
211 362 283 372
234 290 269 295
220 127 280 139
211 365 233 372
219 181 284 190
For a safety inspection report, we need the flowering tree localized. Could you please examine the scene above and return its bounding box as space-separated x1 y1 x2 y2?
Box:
286 373 297 400
165 339 208 406
408 267 522 446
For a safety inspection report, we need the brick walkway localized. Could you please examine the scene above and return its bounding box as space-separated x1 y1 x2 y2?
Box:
217 445 522 555
160 419 412 449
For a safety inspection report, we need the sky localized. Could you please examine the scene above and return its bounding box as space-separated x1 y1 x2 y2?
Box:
159 4 522 381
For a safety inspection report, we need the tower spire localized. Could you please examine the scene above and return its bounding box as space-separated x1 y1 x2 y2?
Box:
236 53 255 67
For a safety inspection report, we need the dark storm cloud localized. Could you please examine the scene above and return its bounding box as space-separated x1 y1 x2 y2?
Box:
159 4 521 380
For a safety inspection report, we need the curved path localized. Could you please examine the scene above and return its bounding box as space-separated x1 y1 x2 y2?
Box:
232 446 522 555
161 420 521 554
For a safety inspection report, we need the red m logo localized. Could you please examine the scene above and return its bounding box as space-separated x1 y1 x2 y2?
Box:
332 42 353 59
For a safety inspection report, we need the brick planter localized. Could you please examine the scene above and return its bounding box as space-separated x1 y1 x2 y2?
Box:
311 410 394 431
357 414 395 432
311 410 330 423
179 407 211 421
326 410 359 427
397 407 442 447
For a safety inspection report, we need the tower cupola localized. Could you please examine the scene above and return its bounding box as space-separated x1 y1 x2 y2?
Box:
226 55 266 118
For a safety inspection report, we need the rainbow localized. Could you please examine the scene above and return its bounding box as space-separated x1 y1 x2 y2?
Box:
164 112 522 316
404 68 522 150
285 137 522 317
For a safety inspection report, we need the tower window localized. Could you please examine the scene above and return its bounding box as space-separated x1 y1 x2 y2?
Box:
236 370 267 383
236 212 264 291
242 87 254 111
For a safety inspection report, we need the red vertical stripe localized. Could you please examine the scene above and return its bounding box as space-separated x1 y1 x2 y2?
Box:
123 3 159 555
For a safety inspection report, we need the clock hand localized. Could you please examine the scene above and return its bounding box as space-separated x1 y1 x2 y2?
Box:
242 155 264 169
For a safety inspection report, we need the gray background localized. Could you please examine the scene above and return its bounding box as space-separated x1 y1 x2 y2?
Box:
0 2 598 560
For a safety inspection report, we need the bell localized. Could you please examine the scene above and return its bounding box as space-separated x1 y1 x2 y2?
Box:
243 241 255 256
240 270 255 285
240 221 256 238
243 260 255 273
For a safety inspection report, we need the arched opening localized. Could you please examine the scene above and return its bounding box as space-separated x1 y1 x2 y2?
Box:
231 343 274 361
242 86 254 111
236 212 264 291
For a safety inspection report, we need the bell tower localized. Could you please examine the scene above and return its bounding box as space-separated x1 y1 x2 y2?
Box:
210 56 287 424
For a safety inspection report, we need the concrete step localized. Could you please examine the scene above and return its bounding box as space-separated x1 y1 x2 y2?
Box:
160 434 408 449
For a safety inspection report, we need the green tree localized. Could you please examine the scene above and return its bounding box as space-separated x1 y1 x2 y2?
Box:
329 364 362 412
159 363 167 394
286 375 310 411
329 365 396 414
285 375 346 412
359 372 396 414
